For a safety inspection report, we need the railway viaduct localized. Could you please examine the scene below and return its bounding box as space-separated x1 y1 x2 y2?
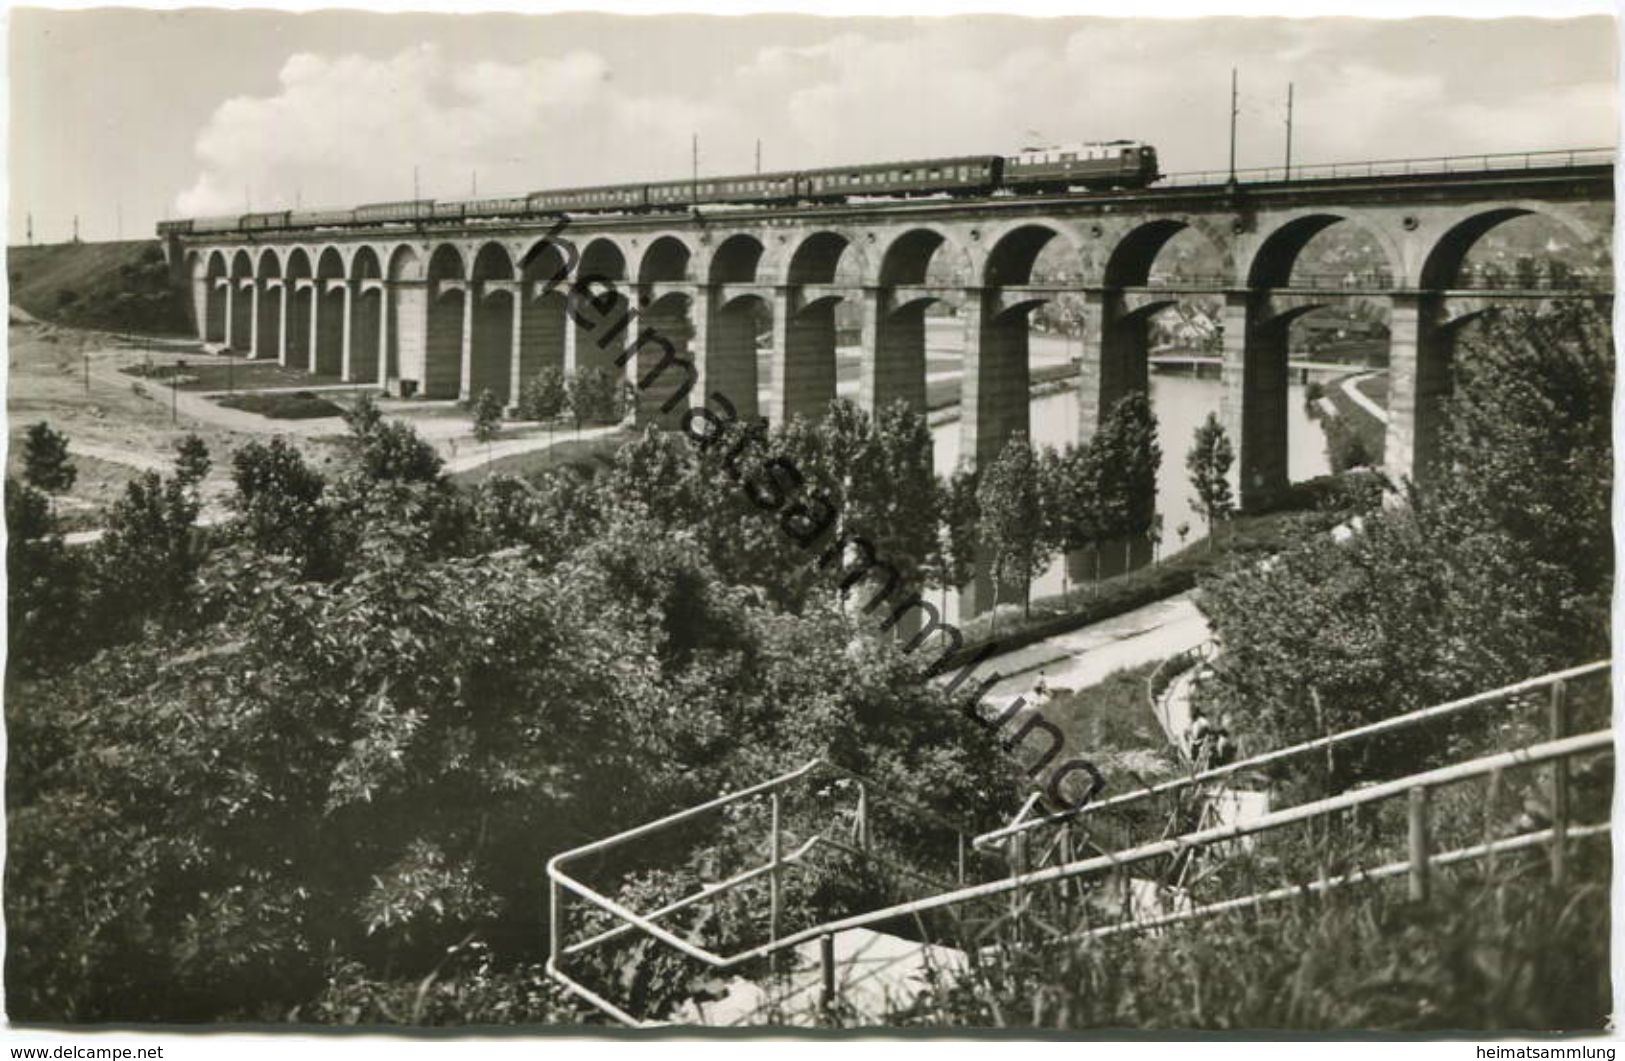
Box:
166 153 1613 518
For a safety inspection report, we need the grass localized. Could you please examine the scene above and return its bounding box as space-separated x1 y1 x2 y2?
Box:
9 240 192 337
215 391 347 420
120 359 347 392
891 865 1611 1031
1000 661 1185 814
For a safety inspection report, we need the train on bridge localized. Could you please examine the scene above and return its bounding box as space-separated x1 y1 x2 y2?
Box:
159 140 1160 237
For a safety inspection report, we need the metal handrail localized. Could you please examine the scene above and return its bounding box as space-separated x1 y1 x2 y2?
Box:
972 659 1607 852
548 721 1609 1023
1075 822 1610 943
546 755 1008 1019
715 729 1608 966
547 662 1608 1025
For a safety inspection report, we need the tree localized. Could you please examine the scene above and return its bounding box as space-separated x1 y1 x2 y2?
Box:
1186 412 1234 548
230 438 332 576
566 367 622 427
1039 442 1100 592
1195 302 1613 790
1325 416 1376 473
174 433 211 492
837 400 941 610
355 420 445 484
90 469 204 640
23 421 75 494
976 433 1048 620
517 368 568 422
1093 393 1161 567
470 389 504 469
935 461 980 607
7 476 83 674
342 391 385 440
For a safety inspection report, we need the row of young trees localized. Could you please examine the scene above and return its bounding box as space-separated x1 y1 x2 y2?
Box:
972 393 1161 616
512 366 632 425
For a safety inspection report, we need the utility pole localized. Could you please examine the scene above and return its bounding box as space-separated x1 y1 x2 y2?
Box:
72 214 79 243
755 139 762 174
26 212 33 246
1284 82 1294 180
691 133 699 207
1227 67 1239 184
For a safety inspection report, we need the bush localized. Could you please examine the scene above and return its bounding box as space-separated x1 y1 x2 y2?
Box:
215 392 346 420
566 367 625 424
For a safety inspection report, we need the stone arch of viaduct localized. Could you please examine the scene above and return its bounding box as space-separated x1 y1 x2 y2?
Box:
182 184 1611 507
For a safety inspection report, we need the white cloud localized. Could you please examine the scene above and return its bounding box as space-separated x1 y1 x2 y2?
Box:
175 23 1615 217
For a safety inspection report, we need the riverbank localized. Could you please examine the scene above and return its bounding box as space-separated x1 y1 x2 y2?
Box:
944 471 1382 668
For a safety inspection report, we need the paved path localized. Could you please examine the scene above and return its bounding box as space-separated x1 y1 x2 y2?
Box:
1340 371 1389 423
971 591 1211 709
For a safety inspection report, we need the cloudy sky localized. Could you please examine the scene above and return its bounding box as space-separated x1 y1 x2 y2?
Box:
8 9 1616 244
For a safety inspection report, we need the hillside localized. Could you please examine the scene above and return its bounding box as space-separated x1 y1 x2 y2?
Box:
8 239 192 337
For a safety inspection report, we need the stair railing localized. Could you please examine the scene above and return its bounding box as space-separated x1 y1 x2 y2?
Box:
547 662 1610 1027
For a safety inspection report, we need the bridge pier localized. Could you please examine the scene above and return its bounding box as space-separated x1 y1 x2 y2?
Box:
705 292 761 423
348 282 384 384
959 288 1032 473
246 280 259 358
773 287 840 422
388 279 427 395
1219 291 1290 511
1384 292 1451 491
1076 287 1152 444
638 291 696 428
860 289 928 417
518 285 568 405
956 288 1036 619
256 279 283 362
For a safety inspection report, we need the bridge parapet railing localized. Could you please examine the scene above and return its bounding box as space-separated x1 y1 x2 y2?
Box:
1158 146 1615 187
1446 270 1613 293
